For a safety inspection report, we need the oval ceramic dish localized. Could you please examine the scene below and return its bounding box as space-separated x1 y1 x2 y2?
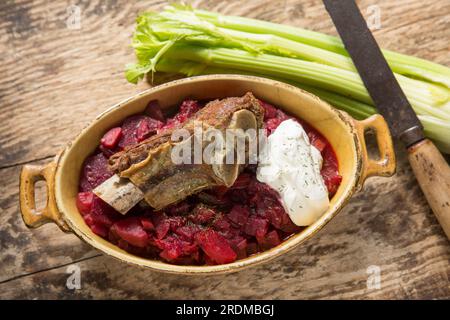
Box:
19 75 396 274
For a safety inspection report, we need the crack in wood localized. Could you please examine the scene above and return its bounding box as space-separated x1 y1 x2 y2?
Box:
0 254 102 285
0 154 56 171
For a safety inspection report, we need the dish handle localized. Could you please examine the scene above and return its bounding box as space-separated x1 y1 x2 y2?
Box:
354 114 396 187
19 159 71 232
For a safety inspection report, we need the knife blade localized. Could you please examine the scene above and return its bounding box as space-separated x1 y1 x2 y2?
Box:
323 0 424 147
323 0 450 239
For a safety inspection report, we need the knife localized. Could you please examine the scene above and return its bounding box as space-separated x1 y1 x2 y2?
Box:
323 0 450 239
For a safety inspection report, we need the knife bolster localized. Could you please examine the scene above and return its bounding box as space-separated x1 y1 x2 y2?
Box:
399 125 425 148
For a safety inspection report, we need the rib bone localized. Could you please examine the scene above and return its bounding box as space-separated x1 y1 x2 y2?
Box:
95 92 263 213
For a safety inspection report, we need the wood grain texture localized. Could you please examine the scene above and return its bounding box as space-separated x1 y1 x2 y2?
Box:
0 160 98 283
1 0 449 299
408 139 450 239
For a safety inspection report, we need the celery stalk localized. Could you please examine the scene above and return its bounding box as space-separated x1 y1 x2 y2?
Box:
126 7 450 153
154 58 450 154
181 6 450 86
156 45 449 119
128 11 450 118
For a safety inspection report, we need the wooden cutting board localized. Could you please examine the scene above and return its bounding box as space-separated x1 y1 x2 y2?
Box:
0 0 449 299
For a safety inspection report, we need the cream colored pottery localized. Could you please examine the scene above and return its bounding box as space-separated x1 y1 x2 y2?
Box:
20 75 396 274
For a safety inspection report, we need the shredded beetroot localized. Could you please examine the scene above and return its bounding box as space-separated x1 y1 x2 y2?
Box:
189 205 216 225
152 213 171 240
77 98 342 265
195 229 237 264
162 100 200 130
90 223 109 238
265 118 283 135
257 230 281 250
321 145 342 196
140 217 154 231
232 238 248 259
259 100 277 120
79 153 113 192
111 217 149 248
88 195 120 227
230 173 252 189
76 191 94 215
144 100 166 122
244 216 269 238
136 117 164 142
100 127 122 149
228 205 250 227
118 115 162 148
175 225 201 242
118 115 143 148
156 234 198 262
308 130 327 153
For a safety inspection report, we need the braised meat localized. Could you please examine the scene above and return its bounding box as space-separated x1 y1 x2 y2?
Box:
106 92 264 210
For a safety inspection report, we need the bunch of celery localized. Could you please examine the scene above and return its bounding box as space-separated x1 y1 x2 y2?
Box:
126 5 450 153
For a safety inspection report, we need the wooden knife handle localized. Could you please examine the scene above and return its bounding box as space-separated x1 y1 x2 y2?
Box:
408 139 450 239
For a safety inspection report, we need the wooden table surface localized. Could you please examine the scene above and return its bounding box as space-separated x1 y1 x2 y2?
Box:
1 0 449 299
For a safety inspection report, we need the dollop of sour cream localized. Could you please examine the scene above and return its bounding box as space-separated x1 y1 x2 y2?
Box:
257 119 329 226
